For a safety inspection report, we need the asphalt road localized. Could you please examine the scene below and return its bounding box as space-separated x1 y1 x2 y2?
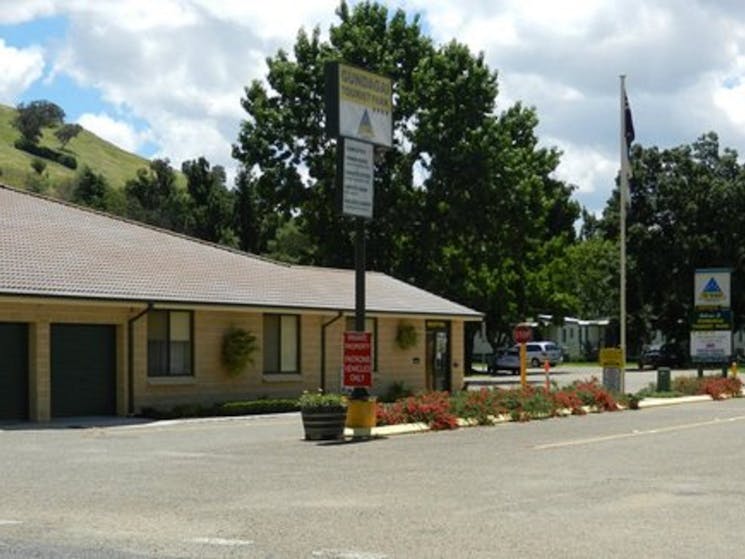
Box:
3 396 745 558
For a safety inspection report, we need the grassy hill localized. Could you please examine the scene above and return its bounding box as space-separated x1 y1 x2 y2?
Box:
0 103 157 194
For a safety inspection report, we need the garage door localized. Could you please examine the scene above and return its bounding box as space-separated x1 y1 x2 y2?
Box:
0 323 29 421
51 324 116 417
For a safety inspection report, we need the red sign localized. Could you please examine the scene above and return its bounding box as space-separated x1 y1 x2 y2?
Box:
343 331 372 388
513 323 532 344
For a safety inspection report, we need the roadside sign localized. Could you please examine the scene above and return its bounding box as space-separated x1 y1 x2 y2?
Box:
343 331 372 388
513 323 532 344
600 348 624 392
325 62 392 148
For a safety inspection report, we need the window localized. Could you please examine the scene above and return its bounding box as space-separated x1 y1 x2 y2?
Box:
263 314 299 373
148 310 193 377
345 317 377 371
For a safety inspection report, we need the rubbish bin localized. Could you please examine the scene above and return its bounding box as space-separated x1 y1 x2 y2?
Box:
657 367 671 392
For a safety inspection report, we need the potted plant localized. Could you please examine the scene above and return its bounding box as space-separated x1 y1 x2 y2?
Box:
298 390 348 441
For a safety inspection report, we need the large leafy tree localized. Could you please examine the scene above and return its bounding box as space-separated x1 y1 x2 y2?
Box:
13 100 65 145
597 132 745 350
232 1 579 347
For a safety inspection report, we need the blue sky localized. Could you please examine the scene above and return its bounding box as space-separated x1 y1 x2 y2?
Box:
2 1 745 215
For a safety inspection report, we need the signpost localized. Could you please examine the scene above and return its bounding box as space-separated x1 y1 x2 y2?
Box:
513 323 532 388
326 61 392 399
691 269 732 368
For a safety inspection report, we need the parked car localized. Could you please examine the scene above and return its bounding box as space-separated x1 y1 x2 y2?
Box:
638 343 685 370
516 341 563 367
488 348 521 375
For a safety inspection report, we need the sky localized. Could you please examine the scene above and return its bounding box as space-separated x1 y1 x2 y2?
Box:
1 0 745 215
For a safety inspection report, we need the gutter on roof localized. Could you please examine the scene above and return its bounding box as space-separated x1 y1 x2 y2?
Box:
320 311 344 392
127 303 153 415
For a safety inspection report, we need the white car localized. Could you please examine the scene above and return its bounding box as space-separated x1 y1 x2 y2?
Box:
515 341 563 367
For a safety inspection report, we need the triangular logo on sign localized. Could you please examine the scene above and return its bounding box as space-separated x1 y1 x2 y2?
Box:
358 110 374 139
701 277 725 301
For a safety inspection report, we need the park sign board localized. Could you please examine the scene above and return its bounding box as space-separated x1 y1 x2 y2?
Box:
691 268 732 364
325 62 392 148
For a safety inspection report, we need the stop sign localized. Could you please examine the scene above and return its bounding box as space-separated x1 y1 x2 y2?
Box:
513 323 532 344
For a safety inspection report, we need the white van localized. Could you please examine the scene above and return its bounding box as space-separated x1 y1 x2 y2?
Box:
513 341 563 367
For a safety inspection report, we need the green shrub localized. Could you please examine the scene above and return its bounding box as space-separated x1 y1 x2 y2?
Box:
216 399 299 415
15 139 77 169
298 390 346 409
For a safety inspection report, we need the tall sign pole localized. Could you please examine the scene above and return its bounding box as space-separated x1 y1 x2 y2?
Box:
325 62 392 398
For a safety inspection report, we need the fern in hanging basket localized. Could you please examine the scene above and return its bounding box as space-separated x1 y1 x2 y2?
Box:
396 322 418 350
221 327 257 377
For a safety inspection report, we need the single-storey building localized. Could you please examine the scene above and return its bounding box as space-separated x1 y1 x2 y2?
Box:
0 185 482 422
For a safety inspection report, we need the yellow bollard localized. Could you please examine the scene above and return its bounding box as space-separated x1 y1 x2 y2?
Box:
731 361 738 378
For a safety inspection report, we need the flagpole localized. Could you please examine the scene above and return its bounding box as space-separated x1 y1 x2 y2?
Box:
619 75 628 393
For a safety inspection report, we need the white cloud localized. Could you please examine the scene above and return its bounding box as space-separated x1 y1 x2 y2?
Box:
8 0 745 213
0 1 57 24
0 40 45 103
77 112 150 153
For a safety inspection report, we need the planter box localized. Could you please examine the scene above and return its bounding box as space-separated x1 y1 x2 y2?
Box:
301 407 347 441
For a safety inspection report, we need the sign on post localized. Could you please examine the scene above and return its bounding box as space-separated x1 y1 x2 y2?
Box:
340 138 374 218
325 62 392 148
343 331 372 388
692 268 732 365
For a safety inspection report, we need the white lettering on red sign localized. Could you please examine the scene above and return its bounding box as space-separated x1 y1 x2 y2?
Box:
343 331 372 388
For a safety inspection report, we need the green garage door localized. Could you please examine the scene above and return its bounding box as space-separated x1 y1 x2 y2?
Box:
51 324 116 417
0 323 29 421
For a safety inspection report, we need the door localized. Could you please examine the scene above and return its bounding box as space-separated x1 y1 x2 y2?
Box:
51 324 116 417
426 321 451 391
0 323 29 421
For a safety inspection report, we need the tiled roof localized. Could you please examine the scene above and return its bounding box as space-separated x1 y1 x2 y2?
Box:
0 186 481 318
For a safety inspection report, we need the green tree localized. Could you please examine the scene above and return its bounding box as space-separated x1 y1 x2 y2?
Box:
54 123 83 149
13 100 65 145
124 159 191 232
232 1 579 351
596 132 745 350
72 166 111 211
182 157 237 246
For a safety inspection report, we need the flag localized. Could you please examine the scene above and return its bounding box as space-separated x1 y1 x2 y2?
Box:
620 81 634 206
623 89 635 156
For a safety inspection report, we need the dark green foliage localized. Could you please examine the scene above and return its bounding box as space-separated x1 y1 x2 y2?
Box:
72 167 111 211
139 398 300 419
14 139 77 169
215 399 299 415
182 157 238 246
13 100 65 144
594 132 745 350
124 158 190 231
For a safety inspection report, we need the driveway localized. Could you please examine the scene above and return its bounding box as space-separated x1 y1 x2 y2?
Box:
2 397 745 558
